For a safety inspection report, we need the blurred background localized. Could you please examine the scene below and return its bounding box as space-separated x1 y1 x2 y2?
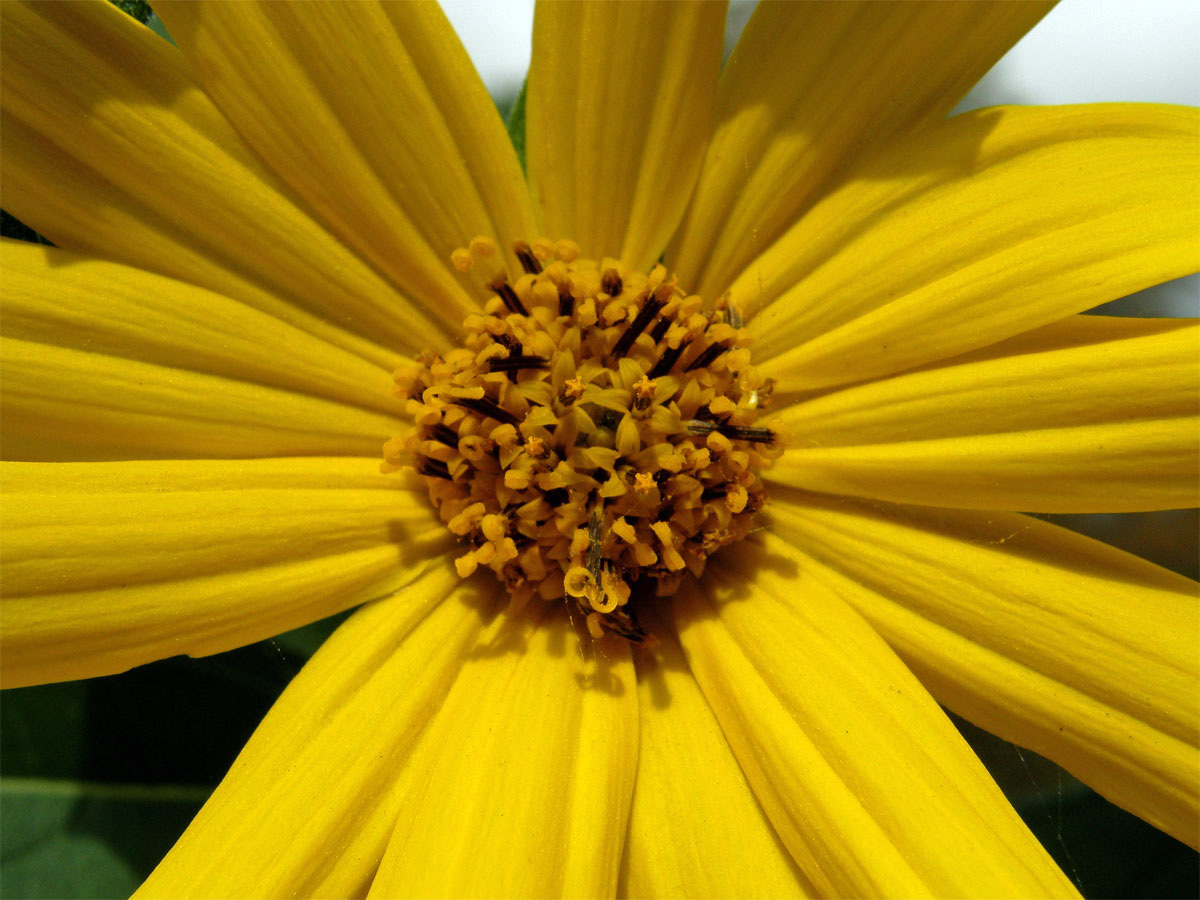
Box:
2 1 1198 897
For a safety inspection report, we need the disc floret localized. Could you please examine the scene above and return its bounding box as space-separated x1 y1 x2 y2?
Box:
385 237 785 640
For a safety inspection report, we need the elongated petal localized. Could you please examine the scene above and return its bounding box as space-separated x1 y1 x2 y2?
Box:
136 574 481 899
2 240 401 416
1 458 450 687
739 104 1200 388
0 0 439 364
620 618 816 899
673 539 1079 898
770 316 1200 512
369 609 637 899
1 337 400 461
766 490 1200 849
154 0 535 323
527 0 725 269
669 0 1054 295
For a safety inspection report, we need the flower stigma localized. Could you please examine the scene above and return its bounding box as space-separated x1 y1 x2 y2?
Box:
385 237 786 642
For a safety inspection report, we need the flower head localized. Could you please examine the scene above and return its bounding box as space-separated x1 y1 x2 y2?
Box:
1 1 1197 897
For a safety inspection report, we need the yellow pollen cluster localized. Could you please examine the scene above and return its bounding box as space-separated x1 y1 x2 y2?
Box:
385 237 785 641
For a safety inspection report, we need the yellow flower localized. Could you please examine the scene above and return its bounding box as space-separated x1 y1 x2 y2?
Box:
1 1 1197 897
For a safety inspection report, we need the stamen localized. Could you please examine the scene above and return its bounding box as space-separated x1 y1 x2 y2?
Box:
719 424 776 444
610 294 665 361
513 240 542 275
558 283 575 317
427 423 460 448
452 396 521 426
417 456 452 480
685 341 729 372
394 237 785 641
601 268 623 297
489 276 528 316
649 317 671 343
648 340 690 378
486 355 551 373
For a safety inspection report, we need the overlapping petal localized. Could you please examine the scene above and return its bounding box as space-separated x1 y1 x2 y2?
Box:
527 0 726 270
136 574 482 899
154 0 536 331
2 240 401 416
1 337 400 462
669 0 1055 295
0 458 451 687
672 536 1079 898
369 609 637 899
740 104 1200 389
769 316 1200 512
766 490 1200 849
621 619 816 899
0 0 437 365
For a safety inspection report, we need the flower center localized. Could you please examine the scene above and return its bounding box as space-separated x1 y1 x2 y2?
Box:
385 237 785 641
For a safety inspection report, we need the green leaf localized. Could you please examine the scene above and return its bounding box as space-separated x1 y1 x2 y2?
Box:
506 79 527 173
0 779 208 899
106 0 153 24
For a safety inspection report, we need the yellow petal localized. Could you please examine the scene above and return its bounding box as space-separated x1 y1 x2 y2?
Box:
1 336 402 461
739 104 1200 389
766 490 1200 850
369 609 637 899
2 240 401 416
769 316 1200 512
672 536 1079 898
620 616 816 899
527 0 726 269
0 457 451 687
154 0 535 326
0 0 438 364
136 574 481 899
669 0 1054 295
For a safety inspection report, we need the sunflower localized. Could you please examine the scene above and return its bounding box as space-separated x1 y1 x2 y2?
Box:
1 0 1197 897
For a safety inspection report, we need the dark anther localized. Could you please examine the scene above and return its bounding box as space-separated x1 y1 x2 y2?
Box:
586 510 604 583
544 487 570 507
601 268 623 297
718 424 776 444
453 396 521 426
417 456 452 480
513 241 542 275
427 423 460 448
648 340 690 378
558 283 575 317
685 419 720 437
487 355 551 373
489 276 528 316
685 342 729 372
610 294 665 360
701 485 729 501
490 335 522 381
649 317 671 343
